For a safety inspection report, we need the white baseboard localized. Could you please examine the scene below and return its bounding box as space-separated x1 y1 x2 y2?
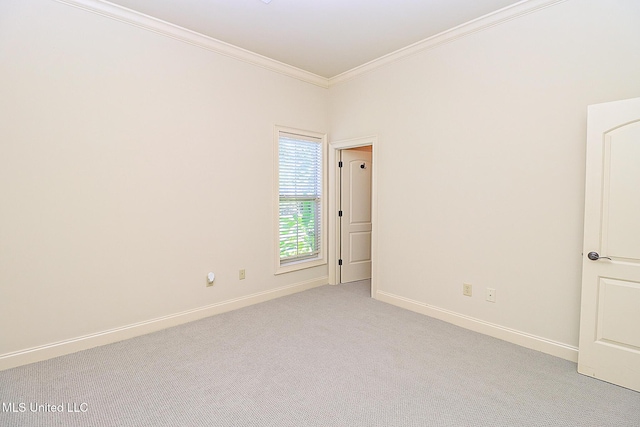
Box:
376 290 578 362
0 277 327 371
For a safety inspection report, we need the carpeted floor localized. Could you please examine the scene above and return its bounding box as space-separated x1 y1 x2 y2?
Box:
1 280 639 426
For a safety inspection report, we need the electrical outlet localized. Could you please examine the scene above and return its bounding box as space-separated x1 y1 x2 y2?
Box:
206 272 215 287
486 288 496 302
239 269 245 280
463 283 472 297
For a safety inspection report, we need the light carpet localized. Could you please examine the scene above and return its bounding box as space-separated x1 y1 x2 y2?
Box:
1 280 639 426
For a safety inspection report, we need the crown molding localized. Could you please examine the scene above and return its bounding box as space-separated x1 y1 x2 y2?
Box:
53 0 567 90
328 0 568 87
53 0 329 88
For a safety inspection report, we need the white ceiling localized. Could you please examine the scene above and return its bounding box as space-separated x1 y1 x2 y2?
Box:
105 0 523 78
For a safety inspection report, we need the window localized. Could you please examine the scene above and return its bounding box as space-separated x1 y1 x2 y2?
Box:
275 127 326 273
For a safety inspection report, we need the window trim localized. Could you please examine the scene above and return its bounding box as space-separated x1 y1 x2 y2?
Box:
274 125 327 275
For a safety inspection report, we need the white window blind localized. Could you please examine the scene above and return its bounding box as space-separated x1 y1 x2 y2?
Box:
278 131 322 265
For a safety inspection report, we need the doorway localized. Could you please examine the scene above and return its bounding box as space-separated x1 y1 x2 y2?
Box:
339 146 372 283
328 136 378 297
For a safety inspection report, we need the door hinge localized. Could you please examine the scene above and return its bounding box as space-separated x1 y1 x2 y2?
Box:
338 210 343 217
338 161 343 168
338 259 343 266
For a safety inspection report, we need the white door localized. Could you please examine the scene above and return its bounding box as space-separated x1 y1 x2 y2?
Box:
340 147 372 283
578 97 640 392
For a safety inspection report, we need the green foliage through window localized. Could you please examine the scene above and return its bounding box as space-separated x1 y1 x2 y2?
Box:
278 132 322 265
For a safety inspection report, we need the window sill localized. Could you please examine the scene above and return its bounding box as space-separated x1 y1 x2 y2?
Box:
275 257 326 275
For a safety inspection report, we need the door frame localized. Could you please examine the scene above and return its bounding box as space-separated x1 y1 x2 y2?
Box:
328 136 378 297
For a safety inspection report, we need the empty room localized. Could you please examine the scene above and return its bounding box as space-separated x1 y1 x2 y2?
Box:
1 0 640 425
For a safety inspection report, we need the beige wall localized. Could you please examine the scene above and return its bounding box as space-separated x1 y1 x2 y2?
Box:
0 0 327 360
3 0 640 367
328 0 640 350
